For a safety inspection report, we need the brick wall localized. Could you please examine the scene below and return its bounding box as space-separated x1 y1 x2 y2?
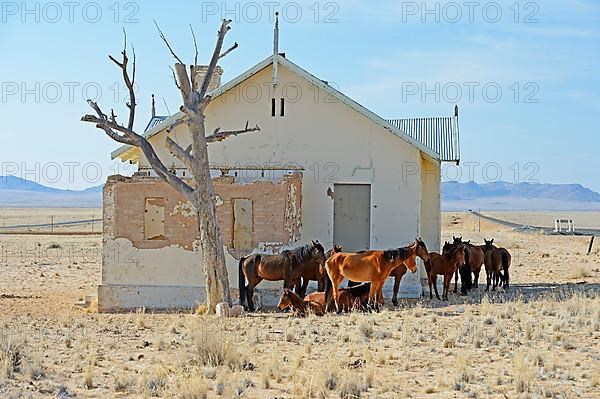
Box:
103 173 302 254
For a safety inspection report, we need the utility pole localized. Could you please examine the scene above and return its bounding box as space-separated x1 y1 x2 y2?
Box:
50 215 54 234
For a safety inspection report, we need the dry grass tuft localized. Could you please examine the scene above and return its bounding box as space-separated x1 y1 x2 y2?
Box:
513 352 534 393
0 334 25 379
191 333 242 371
338 371 368 398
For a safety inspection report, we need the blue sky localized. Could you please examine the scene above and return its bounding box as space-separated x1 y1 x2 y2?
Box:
0 0 598 191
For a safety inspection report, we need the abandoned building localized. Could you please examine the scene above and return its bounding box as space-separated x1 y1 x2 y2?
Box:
98 54 461 311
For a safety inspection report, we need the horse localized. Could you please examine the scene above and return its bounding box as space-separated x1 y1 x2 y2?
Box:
425 244 466 301
483 239 511 291
323 271 371 312
447 237 484 295
239 240 326 311
307 283 369 313
325 238 430 312
277 288 324 316
294 245 342 297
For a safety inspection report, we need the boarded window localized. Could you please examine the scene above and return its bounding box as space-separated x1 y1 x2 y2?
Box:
233 199 253 249
144 197 165 240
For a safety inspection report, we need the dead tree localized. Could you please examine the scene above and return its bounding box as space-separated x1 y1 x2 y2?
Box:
82 20 260 312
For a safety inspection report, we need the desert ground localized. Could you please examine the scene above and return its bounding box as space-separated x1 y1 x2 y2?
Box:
0 209 599 398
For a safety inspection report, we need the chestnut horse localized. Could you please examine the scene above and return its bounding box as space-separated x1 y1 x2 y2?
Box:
426 244 466 301
277 288 324 316
325 238 430 312
239 241 326 311
483 239 511 291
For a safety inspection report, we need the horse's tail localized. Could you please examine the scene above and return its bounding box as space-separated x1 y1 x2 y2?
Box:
501 250 510 284
238 256 247 306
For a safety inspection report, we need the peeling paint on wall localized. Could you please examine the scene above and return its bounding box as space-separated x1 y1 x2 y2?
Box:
171 201 196 217
284 180 301 244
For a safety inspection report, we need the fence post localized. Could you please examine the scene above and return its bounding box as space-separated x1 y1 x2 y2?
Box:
588 236 595 255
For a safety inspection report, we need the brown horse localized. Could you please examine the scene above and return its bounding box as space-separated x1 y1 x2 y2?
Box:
390 260 418 306
448 237 485 295
239 241 326 311
277 289 324 316
306 285 368 313
426 244 466 301
325 238 429 312
483 239 511 291
294 245 342 297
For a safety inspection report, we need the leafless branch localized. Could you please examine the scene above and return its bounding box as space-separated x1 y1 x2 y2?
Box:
169 66 182 90
190 24 199 66
206 121 261 143
219 42 238 59
199 19 232 99
108 29 136 130
166 137 194 173
154 20 184 65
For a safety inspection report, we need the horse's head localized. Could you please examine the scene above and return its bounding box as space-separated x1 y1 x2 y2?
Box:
277 288 293 310
311 240 327 265
453 236 463 246
442 241 453 254
415 237 430 263
453 244 466 265
484 238 494 249
326 245 343 259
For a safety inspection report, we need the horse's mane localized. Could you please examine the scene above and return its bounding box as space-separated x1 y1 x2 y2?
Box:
383 247 411 261
284 242 322 264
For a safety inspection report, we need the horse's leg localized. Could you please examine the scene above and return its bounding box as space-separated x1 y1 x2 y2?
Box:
433 273 442 300
504 268 509 290
453 268 458 293
367 283 378 311
428 272 434 300
443 273 452 301
473 268 480 288
247 277 261 312
301 277 309 298
392 274 400 306
485 269 491 292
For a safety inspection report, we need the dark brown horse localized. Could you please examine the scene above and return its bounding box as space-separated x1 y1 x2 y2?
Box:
239 241 326 311
447 236 485 295
325 238 429 311
425 244 466 301
294 245 342 297
483 239 511 291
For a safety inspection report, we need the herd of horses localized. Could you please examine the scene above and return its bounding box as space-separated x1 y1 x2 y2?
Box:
238 236 511 315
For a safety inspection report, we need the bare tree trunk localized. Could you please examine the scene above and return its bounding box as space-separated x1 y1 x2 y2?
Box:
82 20 258 313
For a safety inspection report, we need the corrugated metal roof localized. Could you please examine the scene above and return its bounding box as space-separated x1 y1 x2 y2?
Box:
387 112 460 163
144 116 168 132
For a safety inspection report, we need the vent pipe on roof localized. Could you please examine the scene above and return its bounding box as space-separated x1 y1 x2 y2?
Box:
151 94 156 117
273 11 279 89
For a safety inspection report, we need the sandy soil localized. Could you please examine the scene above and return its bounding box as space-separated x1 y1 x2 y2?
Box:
0 210 599 398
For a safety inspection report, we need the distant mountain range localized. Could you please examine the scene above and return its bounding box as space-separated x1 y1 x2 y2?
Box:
442 181 600 211
2 176 600 210
0 176 102 208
